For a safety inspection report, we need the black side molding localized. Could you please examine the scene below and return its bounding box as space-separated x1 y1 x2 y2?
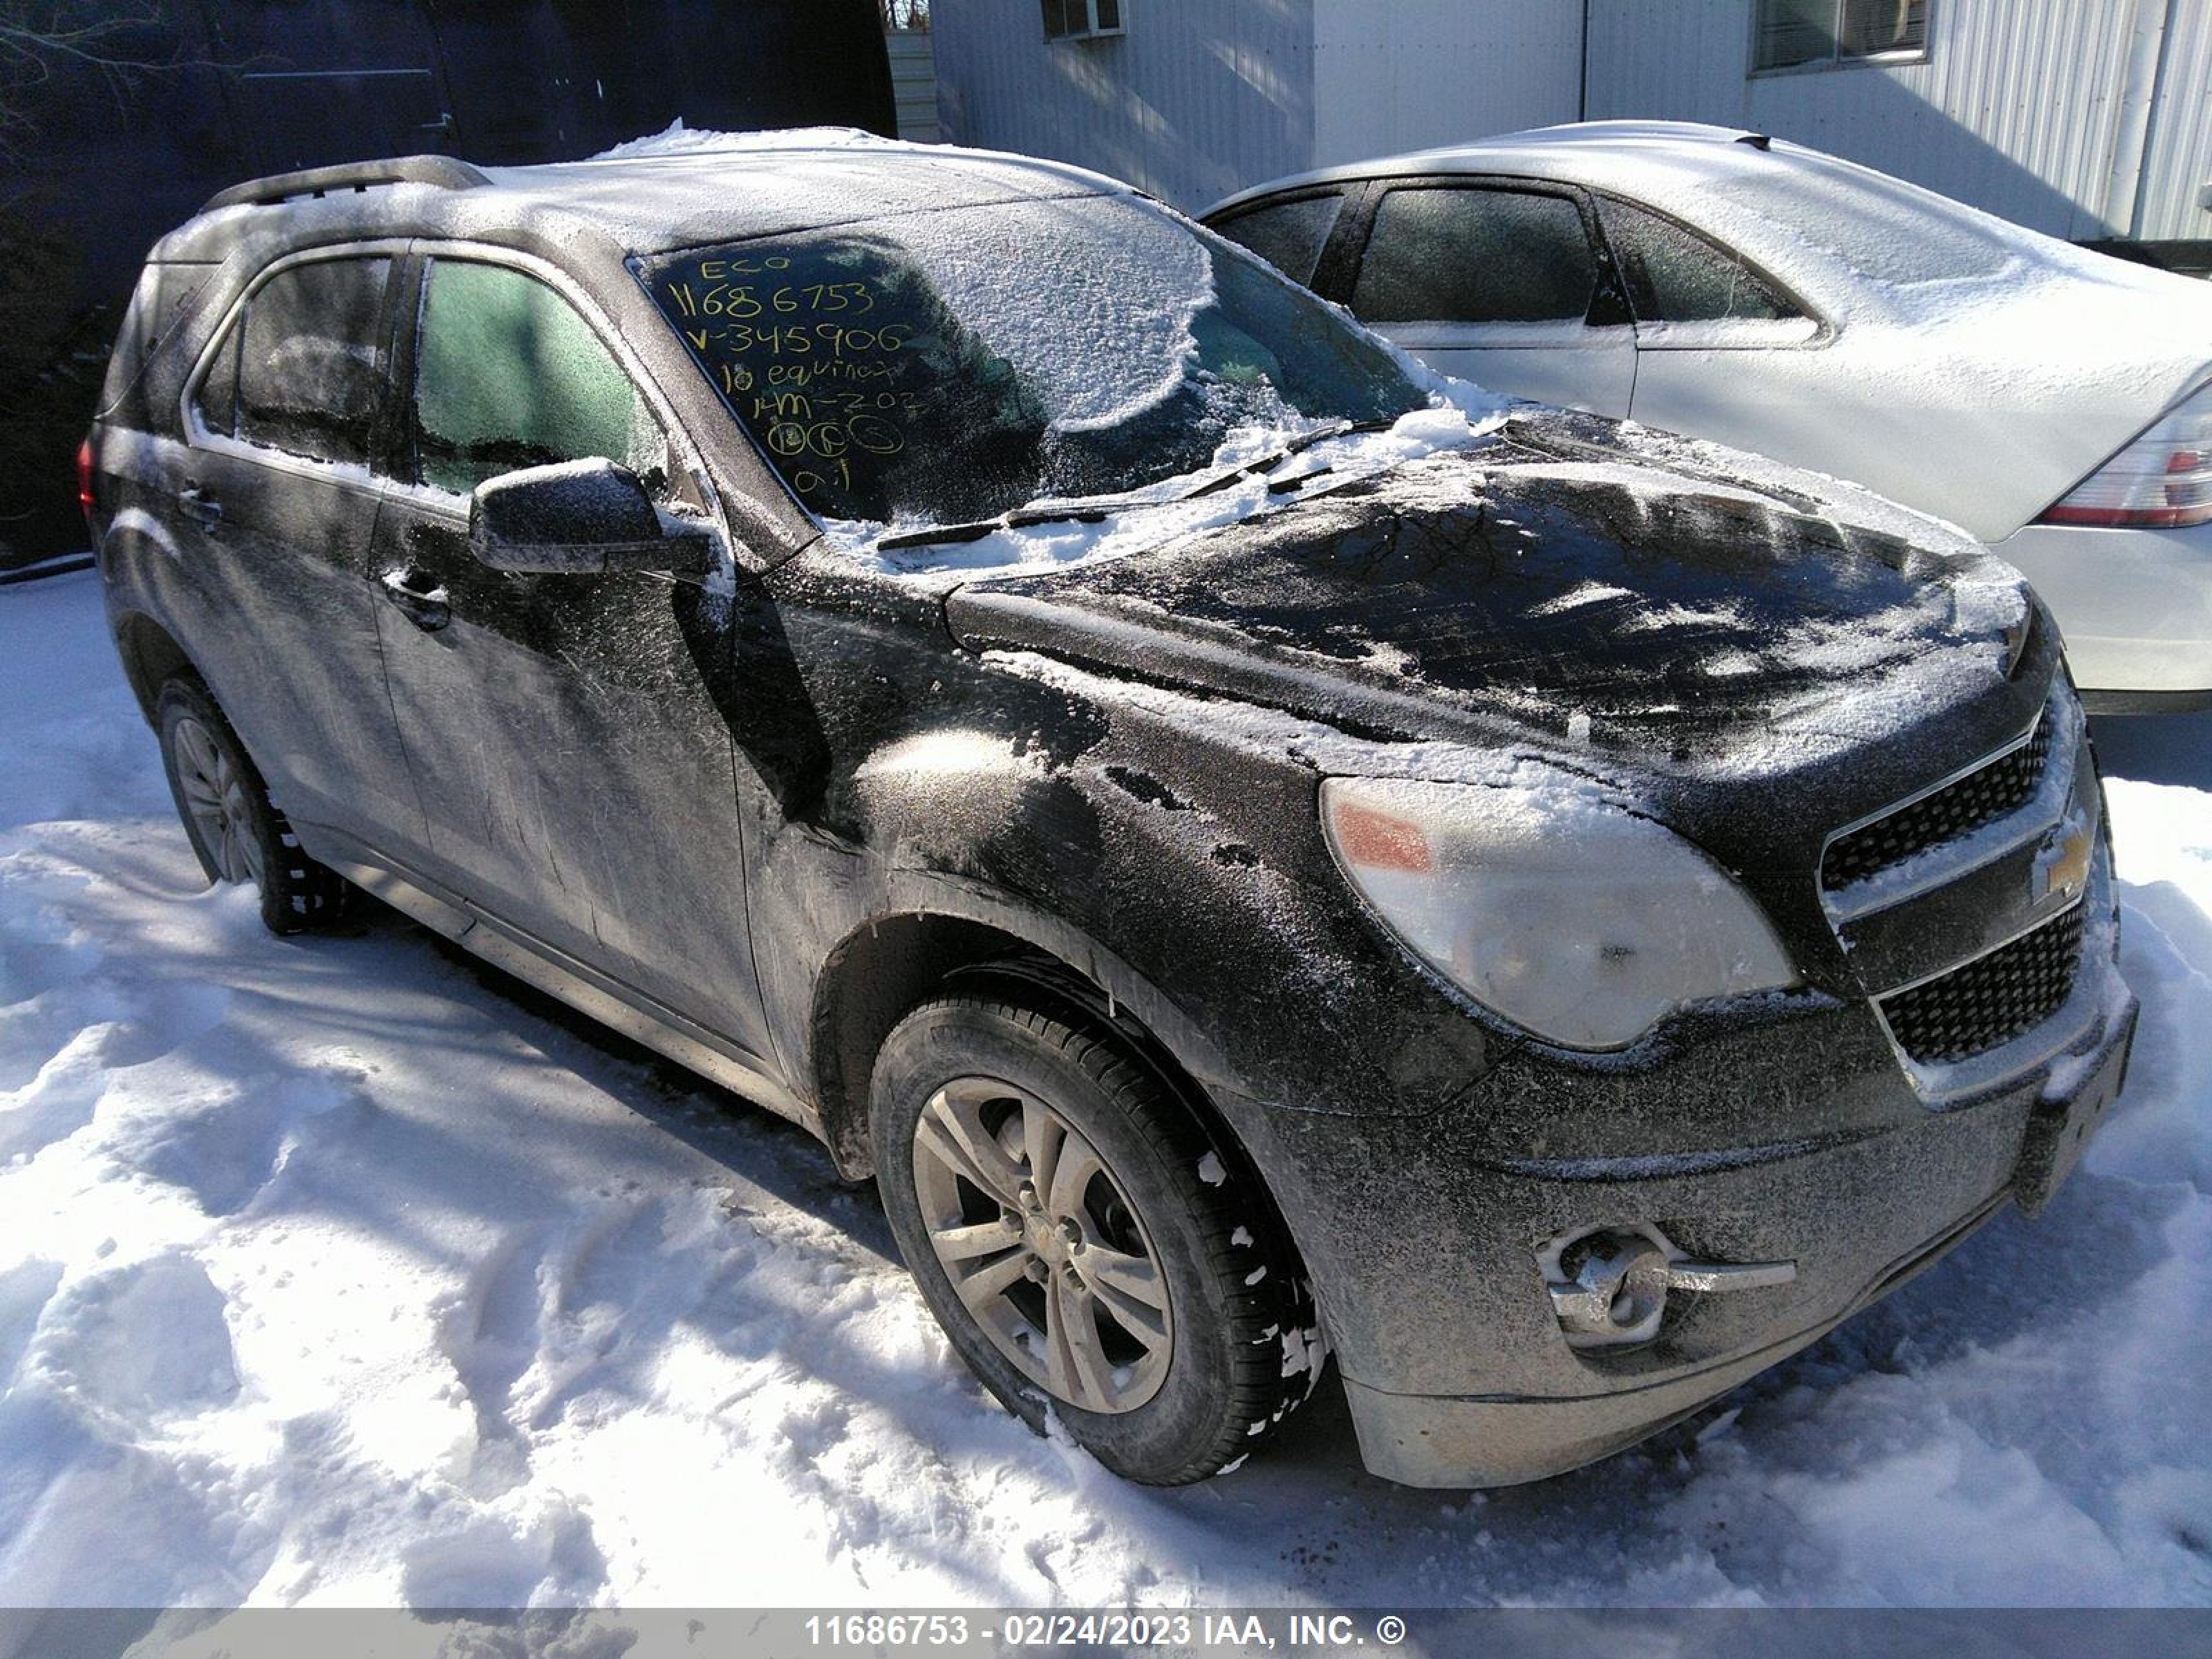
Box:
200 154 490 214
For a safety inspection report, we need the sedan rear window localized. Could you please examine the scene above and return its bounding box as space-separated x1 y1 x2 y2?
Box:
641 194 1422 527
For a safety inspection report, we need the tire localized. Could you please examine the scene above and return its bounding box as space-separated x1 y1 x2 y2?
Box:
154 676 353 935
872 989 1323 1484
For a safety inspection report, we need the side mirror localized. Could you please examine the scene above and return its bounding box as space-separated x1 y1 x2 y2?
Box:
468 458 712 576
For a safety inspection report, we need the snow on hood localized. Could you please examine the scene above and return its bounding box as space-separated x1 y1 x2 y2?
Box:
945 438 2038 787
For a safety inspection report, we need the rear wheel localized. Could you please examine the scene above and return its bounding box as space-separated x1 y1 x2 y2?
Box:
872 989 1322 1483
156 677 353 935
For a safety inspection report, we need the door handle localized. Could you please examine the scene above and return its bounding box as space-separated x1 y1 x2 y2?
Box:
180 485 222 530
380 567 451 632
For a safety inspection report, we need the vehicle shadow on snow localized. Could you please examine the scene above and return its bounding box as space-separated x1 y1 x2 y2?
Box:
393 909 903 1268
2088 709 2212 791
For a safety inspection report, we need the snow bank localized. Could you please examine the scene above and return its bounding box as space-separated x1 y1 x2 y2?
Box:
1 572 2207 1609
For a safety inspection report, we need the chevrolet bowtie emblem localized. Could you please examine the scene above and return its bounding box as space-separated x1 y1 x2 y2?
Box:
2043 822 2094 901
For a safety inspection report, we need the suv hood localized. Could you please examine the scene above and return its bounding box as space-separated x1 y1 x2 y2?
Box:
946 426 2040 793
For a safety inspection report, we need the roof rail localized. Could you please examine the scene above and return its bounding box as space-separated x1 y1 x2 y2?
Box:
200 154 490 215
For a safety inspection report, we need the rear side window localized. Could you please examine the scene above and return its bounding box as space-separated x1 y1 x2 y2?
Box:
411 259 664 497
1595 198 1798 324
203 257 394 466
1211 194 1344 287
1351 188 1597 326
103 261 218 413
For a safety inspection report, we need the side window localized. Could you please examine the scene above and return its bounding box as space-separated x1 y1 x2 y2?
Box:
192 322 241 439
412 259 665 498
1210 194 1345 287
1595 198 1799 324
1350 188 1597 326
225 258 394 466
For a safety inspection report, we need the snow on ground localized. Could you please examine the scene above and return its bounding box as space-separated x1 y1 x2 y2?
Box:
0 569 2206 1610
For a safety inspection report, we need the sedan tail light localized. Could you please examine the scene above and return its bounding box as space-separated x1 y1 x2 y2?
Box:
2036 382 2212 529
75 435 96 530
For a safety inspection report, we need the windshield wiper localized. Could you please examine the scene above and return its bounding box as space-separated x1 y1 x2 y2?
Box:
872 421 1400 552
1177 418 1397 500
874 496 1127 554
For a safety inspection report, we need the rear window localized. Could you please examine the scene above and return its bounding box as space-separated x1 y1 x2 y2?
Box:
1694 154 2014 288
100 261 218 413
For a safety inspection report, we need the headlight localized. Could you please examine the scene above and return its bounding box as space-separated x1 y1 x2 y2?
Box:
1320 774 1797 1050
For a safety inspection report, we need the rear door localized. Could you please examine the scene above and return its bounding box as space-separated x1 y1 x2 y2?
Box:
1336 180 1638 415
368 250 775 1061
1591 194 1826 449
176 248 427 853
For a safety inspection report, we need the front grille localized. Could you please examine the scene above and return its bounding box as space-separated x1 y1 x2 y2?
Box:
1822 720 2051 891
1878 905 2086 1066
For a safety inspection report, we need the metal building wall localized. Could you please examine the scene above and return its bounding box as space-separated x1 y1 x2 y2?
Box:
890 29 943 142
2135 0 2212 238
1310 0 1582 168
930 0 1317 209
1584 0 2205 242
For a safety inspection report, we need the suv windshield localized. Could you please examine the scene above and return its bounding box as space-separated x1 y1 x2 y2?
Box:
641 194 1425 527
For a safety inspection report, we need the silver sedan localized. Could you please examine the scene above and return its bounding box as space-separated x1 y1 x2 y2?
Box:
1205 121 2212 711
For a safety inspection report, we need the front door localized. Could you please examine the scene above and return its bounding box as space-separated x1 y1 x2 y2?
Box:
368 252 774 1062
174 250 426 852
1342 182 1638 417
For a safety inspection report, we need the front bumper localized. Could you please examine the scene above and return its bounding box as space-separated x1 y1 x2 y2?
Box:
1211 685 2136 1488
1344 1190 2010 1489
1354 994 2131 1487
1226 965 2134 1488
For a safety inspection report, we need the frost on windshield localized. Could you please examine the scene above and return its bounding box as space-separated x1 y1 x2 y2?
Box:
641 196 1423 527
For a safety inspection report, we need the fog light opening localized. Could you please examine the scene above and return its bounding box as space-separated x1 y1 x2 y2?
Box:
1538 1224 1797 1352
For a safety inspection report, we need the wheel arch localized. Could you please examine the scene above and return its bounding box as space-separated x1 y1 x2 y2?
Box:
807 897 1317 1358
111 608 198 722
805 884 1247 1192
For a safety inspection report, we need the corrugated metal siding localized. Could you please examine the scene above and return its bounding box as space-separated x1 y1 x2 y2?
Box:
2135 0 2212 238
930 0 1315 209
1585 0 2155 239
888 29 941 142
1309 0 1580 166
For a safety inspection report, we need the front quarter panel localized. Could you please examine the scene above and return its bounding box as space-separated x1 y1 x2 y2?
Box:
740 549 1495 1138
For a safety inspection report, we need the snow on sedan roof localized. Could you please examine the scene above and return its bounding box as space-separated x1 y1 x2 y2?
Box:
471 126 1131 256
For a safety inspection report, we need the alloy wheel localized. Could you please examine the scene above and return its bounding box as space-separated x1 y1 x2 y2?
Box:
170 715 264 888
910 1075 1173 1414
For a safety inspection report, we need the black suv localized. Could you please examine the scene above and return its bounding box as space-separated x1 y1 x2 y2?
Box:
85 142 2135 1488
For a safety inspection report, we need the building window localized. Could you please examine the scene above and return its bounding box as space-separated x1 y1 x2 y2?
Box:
1754 0 1928 73
1042 0 1122 42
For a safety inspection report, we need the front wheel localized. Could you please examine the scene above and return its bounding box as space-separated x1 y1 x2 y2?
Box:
872 990 1322 1484
156 676 353 935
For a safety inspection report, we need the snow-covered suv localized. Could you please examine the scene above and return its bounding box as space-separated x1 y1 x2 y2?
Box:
83 138 2135 1488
